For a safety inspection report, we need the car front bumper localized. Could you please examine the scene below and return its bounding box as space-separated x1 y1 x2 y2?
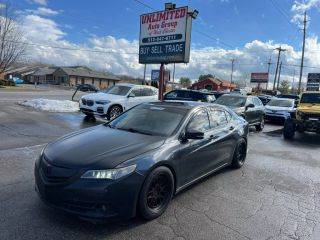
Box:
34 160 145 220
294 119 320 133
79 102 110 116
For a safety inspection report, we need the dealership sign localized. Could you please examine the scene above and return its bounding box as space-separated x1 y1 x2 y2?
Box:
139 6 192 64
250 72 269 83
307 73 320 91
151 69 170 82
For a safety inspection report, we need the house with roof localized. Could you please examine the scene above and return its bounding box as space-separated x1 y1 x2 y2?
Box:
191 77 236 91
32 67 57 84
29 66 121 89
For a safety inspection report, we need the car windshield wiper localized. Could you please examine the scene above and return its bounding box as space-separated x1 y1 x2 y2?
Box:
117 127 154 136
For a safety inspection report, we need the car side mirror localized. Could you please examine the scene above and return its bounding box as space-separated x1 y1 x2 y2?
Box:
127 93 135 98
246 103 254 110
184 130 204 140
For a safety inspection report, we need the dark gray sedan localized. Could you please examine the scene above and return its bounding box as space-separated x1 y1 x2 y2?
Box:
215 94 265 131
35 101 249 221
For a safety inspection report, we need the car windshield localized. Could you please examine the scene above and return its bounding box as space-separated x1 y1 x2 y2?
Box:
267 99 293 107
108 104 187 136
300 93 320 104
103 85 131 96
215 95 246 107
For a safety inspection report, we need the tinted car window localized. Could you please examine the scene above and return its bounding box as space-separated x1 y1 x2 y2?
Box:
253 97 262 106
131 88 143 97
208 108 228 127
164 90 184 99
246 97 254 106
215 110 228 125
206 95 215 103
187 110 210 132
140 87 153 96
215 95 246 107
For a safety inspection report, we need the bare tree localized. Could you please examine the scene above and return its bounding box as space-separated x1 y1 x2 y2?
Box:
0 3 25 75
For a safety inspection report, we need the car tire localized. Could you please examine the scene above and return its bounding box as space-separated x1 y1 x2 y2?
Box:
138 166 174 220
283 119 295 139
231 138 247 169
255 116 265 131
107 105 123 120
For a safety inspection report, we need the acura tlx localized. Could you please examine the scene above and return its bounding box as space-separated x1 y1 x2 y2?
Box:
35 101 249 221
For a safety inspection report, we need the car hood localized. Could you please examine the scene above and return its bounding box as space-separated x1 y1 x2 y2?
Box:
298 103 320 114
82 92 125 102
44 125 165 169
265 106 293 111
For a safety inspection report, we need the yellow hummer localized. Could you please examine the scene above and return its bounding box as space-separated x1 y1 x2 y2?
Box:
283 91 320 139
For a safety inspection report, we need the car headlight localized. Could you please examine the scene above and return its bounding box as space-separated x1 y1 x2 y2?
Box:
81 164 136 180
95 100 110 105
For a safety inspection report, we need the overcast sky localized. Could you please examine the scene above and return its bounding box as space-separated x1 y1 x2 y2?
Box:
12 0 320 84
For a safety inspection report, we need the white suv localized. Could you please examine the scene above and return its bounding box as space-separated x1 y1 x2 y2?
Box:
80 83 158 120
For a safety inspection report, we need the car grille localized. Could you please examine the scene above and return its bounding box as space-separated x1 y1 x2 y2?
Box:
40 156 77 184
305 113 320 120
81 98 87 105
86 100 94 106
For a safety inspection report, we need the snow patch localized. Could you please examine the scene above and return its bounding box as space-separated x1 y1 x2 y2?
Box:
19 98 79 112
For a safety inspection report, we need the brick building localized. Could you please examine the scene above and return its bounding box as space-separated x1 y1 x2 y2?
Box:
191 77 236 91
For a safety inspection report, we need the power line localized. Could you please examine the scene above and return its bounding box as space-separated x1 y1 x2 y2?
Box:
5 39 139 55
268 0 297 31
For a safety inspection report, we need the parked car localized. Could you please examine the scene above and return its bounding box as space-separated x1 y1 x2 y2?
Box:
265 98 296 122
35 101 249 221
76 84 99 92
258 94 272 105
215 94 265 131
283 91 320 139
164 89 216 102
80 83 158 120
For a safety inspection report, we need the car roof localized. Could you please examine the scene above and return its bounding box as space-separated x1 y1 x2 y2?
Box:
116 83 153 88
146 100 227 111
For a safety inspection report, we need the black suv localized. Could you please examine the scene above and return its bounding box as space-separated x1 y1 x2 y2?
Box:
164 89 216 103
215 94 265 131
76 84 99 92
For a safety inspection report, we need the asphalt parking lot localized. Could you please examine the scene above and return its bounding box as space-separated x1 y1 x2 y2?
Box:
1 87 320 240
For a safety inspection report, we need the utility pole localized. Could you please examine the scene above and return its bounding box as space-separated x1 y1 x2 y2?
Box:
298 11 307 94
143 64 146 85
172 63 175 83
266 57 272 90
230 58 235 84
277 61 282 90
292 69 296 93
273 46 286 91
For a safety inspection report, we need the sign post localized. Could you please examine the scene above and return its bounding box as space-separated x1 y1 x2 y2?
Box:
139 4 196 100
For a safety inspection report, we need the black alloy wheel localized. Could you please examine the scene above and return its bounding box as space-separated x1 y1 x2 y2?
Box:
255 116 265 131
107 105 122 120
231 139 247 169
139 166 174 220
